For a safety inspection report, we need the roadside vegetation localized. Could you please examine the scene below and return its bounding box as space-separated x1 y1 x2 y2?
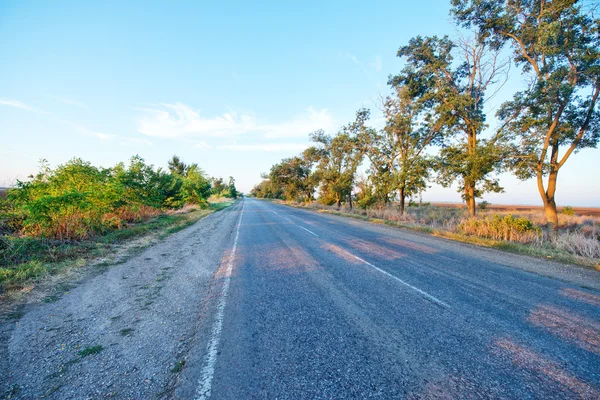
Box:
278 200 600 267
0 155 238 292
251 0 599 266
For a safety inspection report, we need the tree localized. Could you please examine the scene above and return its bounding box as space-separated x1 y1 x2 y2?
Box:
180 164 212 205
452 0 600 226
310 109 369 209
250 178 283 199
211 177 227 196
391 35 509 215
269 156 315 202
168 155 187 176
363 86 440 214
227 176 238 199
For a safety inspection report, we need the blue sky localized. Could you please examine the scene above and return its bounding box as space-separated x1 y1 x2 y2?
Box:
1 0 598 206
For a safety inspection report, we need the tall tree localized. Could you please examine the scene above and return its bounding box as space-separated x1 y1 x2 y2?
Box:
227 176 238 199
269 156 315 202
168 155 187 176
452 0 600 226
310 109 369 209
373 85 440 214
391 35 509 215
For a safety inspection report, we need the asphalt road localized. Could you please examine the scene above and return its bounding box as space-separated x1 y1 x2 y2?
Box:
4 198 600 399
177 198 600 399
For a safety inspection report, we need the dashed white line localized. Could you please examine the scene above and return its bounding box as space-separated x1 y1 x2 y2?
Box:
196 202 245 400
298 225 319 237
272 210 279 215
351 255 450 309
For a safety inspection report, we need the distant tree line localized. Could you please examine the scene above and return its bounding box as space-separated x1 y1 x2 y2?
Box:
1 155 238 240
251 0 600 228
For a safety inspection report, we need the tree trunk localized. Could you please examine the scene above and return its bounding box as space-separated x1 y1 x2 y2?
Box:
465 130 477 217
465 183 476 217
398 187 406 215
348 193 353 210
538 169 559 229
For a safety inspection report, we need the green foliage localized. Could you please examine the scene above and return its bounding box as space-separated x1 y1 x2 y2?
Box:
254 0 596 229
459 214 542 243
2 155 226 241
452 0 600 225
267 155 316 202
78 345 104 357
354 176 378 209
249 179 283 199
562 206 574 216
310 109 369 208
478 200 490 210
362 85 438 212
0 260 46 285
211 176 238 199
391 34 509 215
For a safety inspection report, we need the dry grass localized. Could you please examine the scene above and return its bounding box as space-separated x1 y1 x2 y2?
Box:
284 201 600 265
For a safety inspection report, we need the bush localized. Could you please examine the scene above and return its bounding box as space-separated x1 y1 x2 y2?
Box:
478 200 490 210
552 230 600 259
4 156 218 241
562 206 574 216
459 214 542 243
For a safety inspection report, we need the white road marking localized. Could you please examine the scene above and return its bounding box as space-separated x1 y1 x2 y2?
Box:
196 202 245 400
272 210 279 215
351 254 450 309
284 217 293 223
298 225 319 237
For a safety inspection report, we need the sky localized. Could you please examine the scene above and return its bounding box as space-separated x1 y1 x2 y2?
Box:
1 0 598 206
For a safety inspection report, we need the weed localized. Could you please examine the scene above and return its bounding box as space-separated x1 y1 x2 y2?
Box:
171 359 185 373
562 206 575 216
119 328 134 336
78 345 103 357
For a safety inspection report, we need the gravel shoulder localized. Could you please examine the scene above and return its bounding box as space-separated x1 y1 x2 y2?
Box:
1 202 241 399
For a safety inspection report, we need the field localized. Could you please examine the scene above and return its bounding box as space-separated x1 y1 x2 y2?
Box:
431 202 600 217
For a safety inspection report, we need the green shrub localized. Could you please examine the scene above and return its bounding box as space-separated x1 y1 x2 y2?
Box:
562 206 574 216
478 200 490 210
459 214 541 243
5 155 218 241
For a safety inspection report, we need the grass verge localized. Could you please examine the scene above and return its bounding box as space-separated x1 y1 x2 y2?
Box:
0 201 235 293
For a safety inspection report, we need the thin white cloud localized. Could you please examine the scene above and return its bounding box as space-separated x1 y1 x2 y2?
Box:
0 98 35 111
370 55 382 72
341 53 382 76
137 103 257 138
136 103 336 139
194 141 211 149
61 119 152 146
263 107 336 138
216 143 309 152
52 96 89 111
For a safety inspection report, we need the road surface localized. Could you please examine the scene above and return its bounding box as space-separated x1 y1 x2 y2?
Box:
3 198 600 399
